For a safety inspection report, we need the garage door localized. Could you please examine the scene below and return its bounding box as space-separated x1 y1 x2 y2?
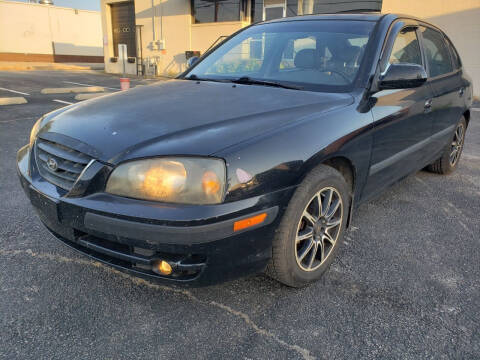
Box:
111 1 136 57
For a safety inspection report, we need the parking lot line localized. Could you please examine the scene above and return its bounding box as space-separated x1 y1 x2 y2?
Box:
63 81 120 91
75 93 110 101
52 99 74 105
0 87 30 96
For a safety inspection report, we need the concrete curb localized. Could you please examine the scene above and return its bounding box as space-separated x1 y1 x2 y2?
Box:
41 86 105 94
0 97 28 105
0 62 104 71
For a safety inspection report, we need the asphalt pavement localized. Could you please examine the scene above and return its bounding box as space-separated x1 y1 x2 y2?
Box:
1 71 479 359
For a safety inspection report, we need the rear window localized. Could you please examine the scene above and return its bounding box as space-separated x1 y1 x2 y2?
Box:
445 37 462 70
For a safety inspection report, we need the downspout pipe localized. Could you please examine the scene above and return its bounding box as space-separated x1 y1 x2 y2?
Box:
151 0 156 42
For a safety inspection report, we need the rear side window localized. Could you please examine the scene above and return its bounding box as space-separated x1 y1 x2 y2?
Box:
445 37 462 70
420 27 454 77
389 28 423 66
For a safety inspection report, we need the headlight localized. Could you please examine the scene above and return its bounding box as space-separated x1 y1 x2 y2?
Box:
29 117 42 148
105 157 226 204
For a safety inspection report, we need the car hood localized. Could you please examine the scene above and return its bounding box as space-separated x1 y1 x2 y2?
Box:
39 79 353 164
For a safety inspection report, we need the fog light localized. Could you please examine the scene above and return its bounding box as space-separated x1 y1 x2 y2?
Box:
153 260 172 275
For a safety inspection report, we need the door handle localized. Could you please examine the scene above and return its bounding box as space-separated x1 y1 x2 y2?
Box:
459 87 465 97
424 99 433 112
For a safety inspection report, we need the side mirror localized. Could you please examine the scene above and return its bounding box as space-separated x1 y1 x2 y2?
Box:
187 56 199 68
379 63 427 90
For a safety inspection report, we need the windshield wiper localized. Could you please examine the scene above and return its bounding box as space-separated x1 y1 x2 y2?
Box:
231 76 303 90
184 74 228 83
184 75 301 89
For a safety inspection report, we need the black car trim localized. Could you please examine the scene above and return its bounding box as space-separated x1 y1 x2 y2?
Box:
77 235 152 265
45 227 207 283
75 233 206 272
38 131 103 160
84 206 279 245
369 124 455 175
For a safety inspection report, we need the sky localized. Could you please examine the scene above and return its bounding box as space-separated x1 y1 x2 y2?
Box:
8 0 100 11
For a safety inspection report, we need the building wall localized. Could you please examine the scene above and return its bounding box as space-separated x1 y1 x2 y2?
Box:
101 0 246 76
382 0 480 97
0 0 103 62
133 0 192 77
191 21 247 54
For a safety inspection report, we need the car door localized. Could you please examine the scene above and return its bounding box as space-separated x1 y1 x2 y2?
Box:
419 26 465 153
362 22 435 199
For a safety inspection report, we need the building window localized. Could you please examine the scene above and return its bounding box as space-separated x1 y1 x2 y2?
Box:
251 0 381 24
192 0 247 23
251 0 263 23
286 0 298 17
251 1 298 23
300 0 381 14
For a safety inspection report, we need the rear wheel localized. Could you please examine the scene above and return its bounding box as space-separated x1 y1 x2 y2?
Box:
267 165 350 287
427 117 467 174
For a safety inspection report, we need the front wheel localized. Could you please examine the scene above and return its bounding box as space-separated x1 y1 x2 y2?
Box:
427 117 467 174
267 165 350 287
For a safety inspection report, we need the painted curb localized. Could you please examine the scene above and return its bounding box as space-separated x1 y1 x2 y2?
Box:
41 86 105 94
0 97 28 105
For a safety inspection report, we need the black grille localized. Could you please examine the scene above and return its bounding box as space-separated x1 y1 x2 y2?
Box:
35 138 92 190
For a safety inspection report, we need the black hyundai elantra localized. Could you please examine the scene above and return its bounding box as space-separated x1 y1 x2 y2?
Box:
17 13 473 287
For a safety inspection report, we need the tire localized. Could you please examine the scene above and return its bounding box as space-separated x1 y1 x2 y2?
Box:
427 117 467 175
267 164 350 287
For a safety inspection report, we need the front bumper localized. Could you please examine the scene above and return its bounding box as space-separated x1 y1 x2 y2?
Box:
17 145 295 286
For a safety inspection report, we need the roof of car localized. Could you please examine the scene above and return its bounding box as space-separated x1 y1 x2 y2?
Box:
259 13 445 38
261 13 436 27
262 12 386 23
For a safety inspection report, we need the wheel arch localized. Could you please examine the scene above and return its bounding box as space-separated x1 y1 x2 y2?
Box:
300 154 357 194
300 154 357 228
464 109 470 128
322 156 356 195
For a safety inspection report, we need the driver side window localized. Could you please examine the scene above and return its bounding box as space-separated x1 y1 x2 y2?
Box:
388 28 423 66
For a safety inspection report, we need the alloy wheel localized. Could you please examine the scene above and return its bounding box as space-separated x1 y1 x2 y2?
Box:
295 187 343 271
450 123 465 166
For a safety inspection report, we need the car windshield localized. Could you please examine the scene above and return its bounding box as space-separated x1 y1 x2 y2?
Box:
184 20 376 92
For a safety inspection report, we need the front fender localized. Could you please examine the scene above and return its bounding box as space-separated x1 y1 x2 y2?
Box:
216 101 374 203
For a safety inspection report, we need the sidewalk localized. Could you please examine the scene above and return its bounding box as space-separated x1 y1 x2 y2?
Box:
0 61 104 71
